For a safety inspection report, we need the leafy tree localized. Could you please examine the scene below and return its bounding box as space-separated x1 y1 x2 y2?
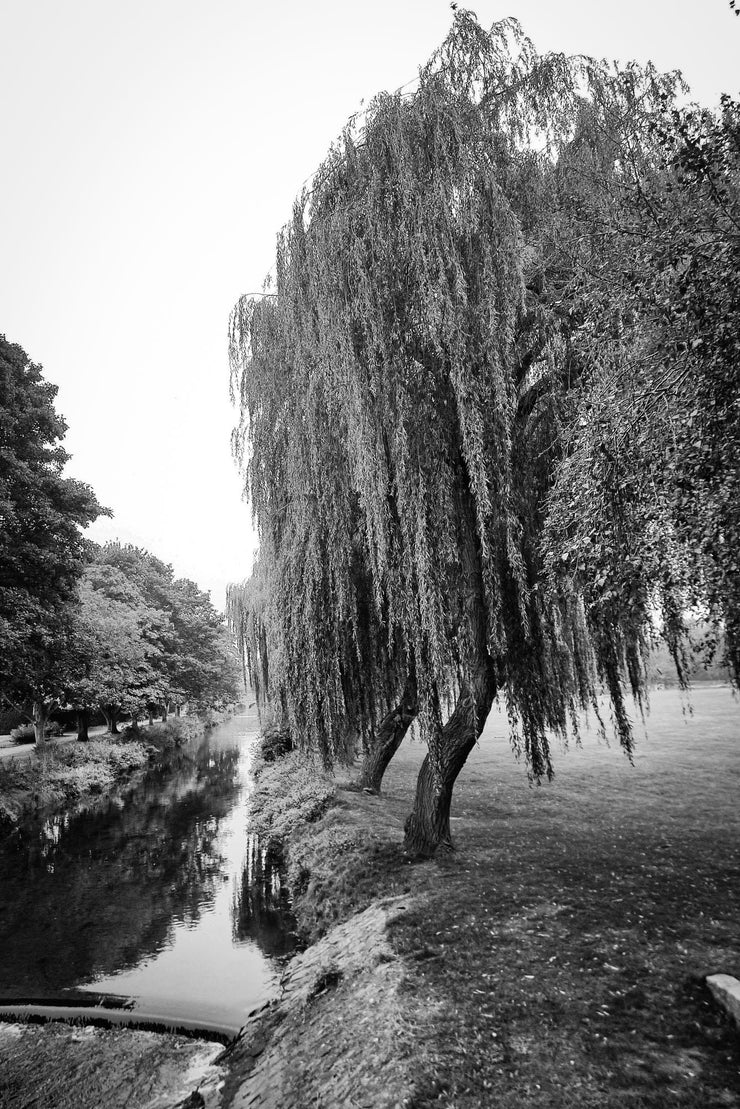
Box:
545 95 740 692
231 13 709 855
0 335 106 742
65 562 166 738
98 542 240 716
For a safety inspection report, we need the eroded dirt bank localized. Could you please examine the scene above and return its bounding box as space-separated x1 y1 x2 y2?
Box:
220 897 415 1109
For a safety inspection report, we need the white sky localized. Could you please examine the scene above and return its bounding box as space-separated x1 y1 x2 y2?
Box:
1 1 737 608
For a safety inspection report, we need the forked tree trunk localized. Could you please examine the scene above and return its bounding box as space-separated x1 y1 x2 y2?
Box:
403 479 496 857
101 705 120 735
32 700 50 747
357 677 418 793
403 662 496 856
76 708 91 742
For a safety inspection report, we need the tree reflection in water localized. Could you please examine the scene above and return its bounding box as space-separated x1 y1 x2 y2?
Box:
232 833 297 956
0 725 296 1003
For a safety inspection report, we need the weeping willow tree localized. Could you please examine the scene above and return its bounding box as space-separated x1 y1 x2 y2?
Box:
231 11 690 855
230 281 415 782
226 551 272 714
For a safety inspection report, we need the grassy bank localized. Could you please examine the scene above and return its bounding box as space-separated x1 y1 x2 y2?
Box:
0 738 150 828
0 714 218 830
247 751 415 941
245 687 740 1108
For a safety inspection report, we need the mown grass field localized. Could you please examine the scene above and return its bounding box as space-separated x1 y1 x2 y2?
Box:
372 686 740 1108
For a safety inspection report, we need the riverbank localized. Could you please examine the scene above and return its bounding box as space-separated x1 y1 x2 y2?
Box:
0 708 251 1109
225 687 740 1108
0 715 214 832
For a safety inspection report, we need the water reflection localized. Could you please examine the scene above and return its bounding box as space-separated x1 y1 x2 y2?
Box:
233 835 296 956
0 715 296 1026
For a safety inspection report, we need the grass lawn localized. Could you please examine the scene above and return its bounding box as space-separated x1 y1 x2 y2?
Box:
370 686 740 1108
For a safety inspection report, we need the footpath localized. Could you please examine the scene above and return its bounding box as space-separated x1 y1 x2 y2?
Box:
0 726 108 761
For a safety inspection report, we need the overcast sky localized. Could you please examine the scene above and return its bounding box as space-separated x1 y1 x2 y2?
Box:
1 1 737 608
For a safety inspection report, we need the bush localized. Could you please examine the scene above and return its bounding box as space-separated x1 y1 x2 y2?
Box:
9 724 35 745
248 752 335 845
260 719 293 762
129 716 206 751
0 738 151 827
9 720 64 744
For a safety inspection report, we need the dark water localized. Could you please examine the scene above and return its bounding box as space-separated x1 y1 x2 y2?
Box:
0 713 296 1034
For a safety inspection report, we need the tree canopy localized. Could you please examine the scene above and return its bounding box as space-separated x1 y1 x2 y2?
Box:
230 12 737 854
97 542 241 718
546 94 740 690
0 333 241 740
0 334 106 736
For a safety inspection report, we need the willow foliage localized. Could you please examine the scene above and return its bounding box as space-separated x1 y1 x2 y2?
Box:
226 552 272 711
231 11 689 776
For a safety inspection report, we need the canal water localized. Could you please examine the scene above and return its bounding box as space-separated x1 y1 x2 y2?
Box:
0 712 296 1036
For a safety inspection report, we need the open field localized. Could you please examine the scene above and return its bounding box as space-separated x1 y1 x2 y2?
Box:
369 686 740 1107
243 686 738 1106
377 683 740 1109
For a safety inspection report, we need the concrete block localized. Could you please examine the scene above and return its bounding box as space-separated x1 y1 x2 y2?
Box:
706 974 740 1027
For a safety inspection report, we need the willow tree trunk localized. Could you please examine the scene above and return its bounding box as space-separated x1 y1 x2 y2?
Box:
403 481 496 856
76 708 91 742
403 663 496 856
357 678 417 793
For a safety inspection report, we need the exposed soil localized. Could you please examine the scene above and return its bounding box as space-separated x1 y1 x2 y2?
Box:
220 898 414 1108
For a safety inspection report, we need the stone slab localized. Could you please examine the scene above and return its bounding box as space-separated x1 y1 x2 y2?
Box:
706 973 740 1028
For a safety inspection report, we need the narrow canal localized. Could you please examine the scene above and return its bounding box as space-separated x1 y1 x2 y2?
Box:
0 712 296 1037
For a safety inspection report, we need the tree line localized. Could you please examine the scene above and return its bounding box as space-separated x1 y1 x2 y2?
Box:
228 13 739 856
1 334 240 744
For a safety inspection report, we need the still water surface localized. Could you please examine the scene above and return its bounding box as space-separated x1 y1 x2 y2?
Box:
0 713 296 1033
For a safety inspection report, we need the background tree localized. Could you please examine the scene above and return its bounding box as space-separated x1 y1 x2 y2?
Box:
0 335 106 742
226 552 273 713
98 542 240 717
65 562 166 738
231 12 717 855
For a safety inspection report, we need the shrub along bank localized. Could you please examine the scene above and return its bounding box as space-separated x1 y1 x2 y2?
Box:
0 738 150 829
247 751 413 943
0 713 226 831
